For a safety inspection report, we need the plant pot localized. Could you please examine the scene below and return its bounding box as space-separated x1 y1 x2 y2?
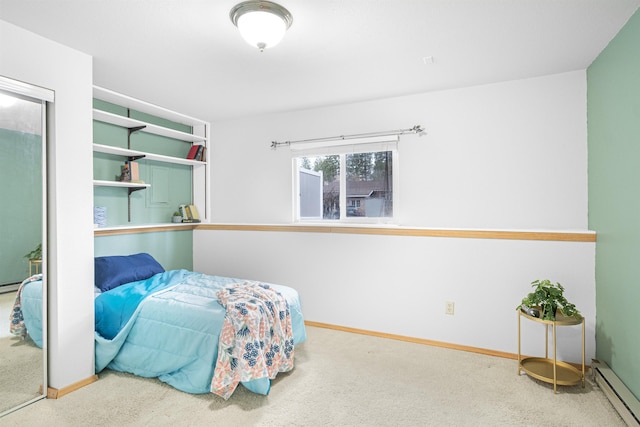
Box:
172 216 183 223
541 305 558 320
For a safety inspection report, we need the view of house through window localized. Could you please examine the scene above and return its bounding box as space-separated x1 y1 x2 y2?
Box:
296 150 393 221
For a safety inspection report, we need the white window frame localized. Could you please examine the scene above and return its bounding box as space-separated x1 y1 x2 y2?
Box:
292 136 399 224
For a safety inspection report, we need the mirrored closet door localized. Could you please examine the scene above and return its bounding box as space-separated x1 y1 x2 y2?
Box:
0 76 53 416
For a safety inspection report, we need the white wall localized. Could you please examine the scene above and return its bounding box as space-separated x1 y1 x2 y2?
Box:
210 71 587 230
195 230 594 362
1 20 95 389
197 71 593 362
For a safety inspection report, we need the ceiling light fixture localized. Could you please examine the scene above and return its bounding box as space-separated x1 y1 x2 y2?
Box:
230 1 293 52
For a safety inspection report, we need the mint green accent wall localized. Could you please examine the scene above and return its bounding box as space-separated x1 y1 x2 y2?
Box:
93 100 194 227
588 8 640 399
0 128 42 284
92 100 195 273
94 230 193 271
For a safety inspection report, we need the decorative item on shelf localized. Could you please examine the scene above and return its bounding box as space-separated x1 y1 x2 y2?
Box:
172 211 183 223
94 206 107 228
116 160 145 184
516 279 580 321
117 160 131 182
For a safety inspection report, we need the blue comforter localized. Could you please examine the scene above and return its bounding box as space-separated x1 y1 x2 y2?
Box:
94 270 306 395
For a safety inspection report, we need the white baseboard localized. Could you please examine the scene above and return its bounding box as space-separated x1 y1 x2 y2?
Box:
592 359 640 426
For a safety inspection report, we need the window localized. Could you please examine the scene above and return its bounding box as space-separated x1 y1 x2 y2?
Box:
294 144 397 222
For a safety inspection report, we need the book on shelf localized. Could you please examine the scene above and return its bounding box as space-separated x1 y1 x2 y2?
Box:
188 204 200 221
186 145 200 160
130 161 139 181
193 144 204 161
179 204 189 219
178 204 201 223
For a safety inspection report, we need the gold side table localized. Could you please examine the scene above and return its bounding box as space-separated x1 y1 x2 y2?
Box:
517 309 585 393
29 259 42 275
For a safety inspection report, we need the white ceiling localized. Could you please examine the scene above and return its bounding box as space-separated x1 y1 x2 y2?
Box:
1 0 639 122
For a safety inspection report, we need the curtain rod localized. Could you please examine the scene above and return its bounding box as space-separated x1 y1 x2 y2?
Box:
270 125 425 149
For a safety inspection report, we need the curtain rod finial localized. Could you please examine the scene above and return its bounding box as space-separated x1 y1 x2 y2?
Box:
413 125 427 136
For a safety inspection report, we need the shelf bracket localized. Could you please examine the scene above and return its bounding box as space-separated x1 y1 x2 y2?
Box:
128 155 146 161
127 187 145 222
127 125 146 149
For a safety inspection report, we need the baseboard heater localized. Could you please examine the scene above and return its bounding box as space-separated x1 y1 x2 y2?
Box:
592 359 640 426
0 282 20 294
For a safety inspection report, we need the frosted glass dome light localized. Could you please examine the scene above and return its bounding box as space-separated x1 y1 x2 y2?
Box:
230 1 293 52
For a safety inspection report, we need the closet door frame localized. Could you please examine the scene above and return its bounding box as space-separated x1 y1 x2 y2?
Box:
0 75 54 416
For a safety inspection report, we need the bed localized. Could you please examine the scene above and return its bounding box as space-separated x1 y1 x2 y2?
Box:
11 253 307 399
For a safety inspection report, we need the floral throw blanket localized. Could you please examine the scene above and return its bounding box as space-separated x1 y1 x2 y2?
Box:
211 281 295 399
9 274 42 338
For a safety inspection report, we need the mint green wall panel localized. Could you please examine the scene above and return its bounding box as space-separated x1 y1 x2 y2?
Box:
588 8 640 400
94 230 193 272
129 109 192 134
0 128 42 284
93 161 192 227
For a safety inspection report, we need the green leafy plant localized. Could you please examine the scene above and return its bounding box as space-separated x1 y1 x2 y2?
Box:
23 243 42 260
517 279 580 321
173 211 181 217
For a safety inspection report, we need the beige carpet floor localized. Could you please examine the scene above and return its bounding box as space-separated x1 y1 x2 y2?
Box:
0 326 624 426
0 335 43 414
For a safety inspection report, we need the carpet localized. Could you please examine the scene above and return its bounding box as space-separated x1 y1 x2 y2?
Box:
0 335 43 414
0 325 624 426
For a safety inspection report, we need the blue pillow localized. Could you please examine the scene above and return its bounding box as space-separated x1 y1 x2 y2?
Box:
95 253 165 292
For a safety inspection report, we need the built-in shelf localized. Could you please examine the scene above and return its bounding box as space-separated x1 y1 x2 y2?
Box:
93 143 205 166
93 109 206 143
93 86 205 129
93 179 150 189
92 85 210 227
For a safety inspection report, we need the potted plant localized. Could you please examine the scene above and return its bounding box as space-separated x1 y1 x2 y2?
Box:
516 279 580 321
24 243 42 261
172 211 183 223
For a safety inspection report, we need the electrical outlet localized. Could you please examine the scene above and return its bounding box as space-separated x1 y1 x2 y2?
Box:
445 301 455 315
